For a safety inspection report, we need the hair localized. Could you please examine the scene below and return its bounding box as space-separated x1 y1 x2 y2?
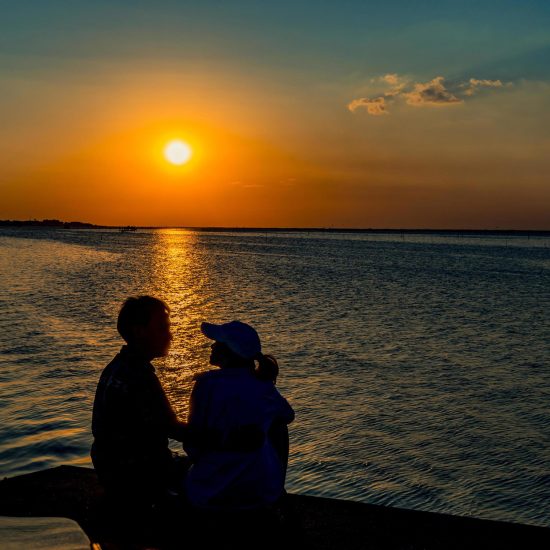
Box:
255 353 279 384
117 296 169 343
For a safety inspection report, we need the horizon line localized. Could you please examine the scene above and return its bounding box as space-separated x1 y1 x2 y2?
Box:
1 220 550 235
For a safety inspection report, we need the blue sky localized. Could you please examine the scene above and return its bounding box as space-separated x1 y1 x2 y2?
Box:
3 1 549 78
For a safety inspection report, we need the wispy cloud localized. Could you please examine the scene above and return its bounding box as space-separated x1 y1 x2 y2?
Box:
404 76 462 106
384 74 400 85
349 73 511 115
463 78 504 96
348 96 388 116
371 73 409 97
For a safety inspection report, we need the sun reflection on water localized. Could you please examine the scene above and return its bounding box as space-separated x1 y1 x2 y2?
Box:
148 229 216 419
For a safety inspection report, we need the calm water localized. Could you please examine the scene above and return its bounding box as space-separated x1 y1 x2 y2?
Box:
1 228 549 527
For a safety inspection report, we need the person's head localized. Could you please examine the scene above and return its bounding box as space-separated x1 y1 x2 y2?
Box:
117 296 172 359
208 340 249 369
201 321 278 383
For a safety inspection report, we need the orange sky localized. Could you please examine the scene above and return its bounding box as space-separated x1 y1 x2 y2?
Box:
2 3 549 229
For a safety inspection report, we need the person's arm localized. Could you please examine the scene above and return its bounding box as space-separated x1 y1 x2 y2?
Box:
153 375 189 441
161 379 221 448
268 420 290 476
275 391 295 425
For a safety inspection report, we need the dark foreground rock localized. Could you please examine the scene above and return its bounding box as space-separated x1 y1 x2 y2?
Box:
1 466 548 549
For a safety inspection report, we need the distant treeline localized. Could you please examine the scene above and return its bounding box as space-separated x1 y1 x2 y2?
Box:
0 219 100 228
1 220 548 236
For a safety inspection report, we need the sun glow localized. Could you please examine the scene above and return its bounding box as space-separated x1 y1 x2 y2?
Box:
164 140 192 165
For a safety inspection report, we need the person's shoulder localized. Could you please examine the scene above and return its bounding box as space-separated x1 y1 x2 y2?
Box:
193 369 221 382
100 352 122 377
99 351 133 388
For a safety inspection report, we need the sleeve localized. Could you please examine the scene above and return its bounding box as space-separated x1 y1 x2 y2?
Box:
140 373 180 433
268 386 294 424
92 370 133 441
154 380 189 441
279 396 295 424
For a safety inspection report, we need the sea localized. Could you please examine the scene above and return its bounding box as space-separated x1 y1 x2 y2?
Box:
0 227 549 527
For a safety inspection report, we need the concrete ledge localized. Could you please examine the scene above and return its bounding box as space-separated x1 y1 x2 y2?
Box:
0 516 91 550
1 466 548 549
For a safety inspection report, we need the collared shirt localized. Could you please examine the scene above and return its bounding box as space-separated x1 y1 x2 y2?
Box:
184 367 295 509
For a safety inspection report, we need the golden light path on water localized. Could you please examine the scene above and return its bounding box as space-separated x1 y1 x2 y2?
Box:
146 229 318 468
147 230 221 420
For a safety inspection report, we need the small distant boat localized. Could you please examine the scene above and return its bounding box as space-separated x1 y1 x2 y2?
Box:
119 226 137 233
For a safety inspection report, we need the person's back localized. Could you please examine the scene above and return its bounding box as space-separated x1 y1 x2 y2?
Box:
184 321 294 509
185 367 294 508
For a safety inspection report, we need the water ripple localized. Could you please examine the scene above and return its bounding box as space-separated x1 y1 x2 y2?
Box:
1 228 549 527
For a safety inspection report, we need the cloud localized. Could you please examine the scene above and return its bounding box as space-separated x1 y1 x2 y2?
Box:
348 96 388 116
470 78 503 87
349 73 510 115
463 78 504 96
378 73 408 96
370 73 401 85
384 87 405 97
404 76 462 106
382 73 400 86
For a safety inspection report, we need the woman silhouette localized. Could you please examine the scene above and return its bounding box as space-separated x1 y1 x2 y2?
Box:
183 321 294 509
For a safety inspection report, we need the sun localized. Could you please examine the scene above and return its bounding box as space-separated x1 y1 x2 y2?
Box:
164 140 192 165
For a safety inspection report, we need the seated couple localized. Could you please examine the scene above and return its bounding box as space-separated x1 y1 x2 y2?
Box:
91 296 294 512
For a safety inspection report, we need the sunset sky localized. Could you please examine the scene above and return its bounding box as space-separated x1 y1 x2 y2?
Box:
1 1 549 228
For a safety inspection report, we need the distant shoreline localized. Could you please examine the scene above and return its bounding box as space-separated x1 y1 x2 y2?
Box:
1 220 549 236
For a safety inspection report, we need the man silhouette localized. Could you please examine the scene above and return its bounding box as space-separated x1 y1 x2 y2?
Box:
91 296 187 504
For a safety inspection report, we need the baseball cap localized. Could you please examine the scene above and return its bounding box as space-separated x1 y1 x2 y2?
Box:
201 320 261 359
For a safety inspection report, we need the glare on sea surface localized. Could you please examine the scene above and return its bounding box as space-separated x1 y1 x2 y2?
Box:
164 140 192 165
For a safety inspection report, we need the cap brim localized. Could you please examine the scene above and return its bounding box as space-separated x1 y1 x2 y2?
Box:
201 322 225 342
